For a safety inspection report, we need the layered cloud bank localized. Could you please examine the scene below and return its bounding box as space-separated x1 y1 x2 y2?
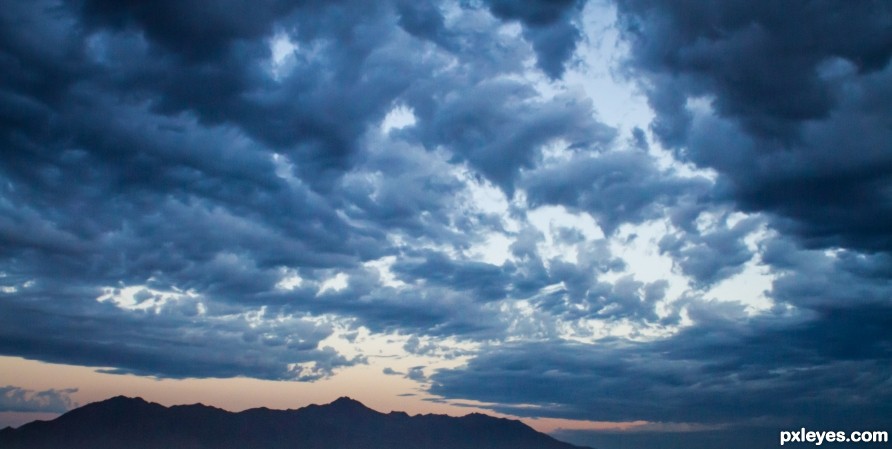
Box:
1 1 890 446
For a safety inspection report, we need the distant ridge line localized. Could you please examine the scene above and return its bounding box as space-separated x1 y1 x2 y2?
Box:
0 395 594 449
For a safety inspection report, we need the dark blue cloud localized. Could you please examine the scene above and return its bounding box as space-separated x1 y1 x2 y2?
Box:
0 283 351 380
432 301 892 428
615 0 892 253
406 366 427 382
522 149 713 234
658 213 761 288
395 1 455 51
411 83 614 194
3 0 592 378
483 0 586 78
77 0 301 61
392 250 512 302
762 237 892 310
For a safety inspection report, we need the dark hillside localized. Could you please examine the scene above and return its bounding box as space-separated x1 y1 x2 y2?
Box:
0 396 592 449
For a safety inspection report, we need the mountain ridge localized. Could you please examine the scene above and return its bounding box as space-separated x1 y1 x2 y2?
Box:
0 395 593 449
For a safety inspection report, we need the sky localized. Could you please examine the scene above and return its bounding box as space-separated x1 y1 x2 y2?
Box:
1 0 891 448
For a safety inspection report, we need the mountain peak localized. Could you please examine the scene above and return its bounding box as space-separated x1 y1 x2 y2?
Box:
105 395 147 403
323 396 374 413
76 395 153 413
1 395 592 449
330 396 364 406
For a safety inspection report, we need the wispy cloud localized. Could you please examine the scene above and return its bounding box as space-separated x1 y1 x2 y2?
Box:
0 386 78 413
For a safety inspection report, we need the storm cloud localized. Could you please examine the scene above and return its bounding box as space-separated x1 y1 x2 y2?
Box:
1 1 891 447
432 300 892 427
615 0 892 253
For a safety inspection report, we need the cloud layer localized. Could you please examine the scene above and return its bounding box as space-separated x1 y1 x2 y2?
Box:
1 0 890 445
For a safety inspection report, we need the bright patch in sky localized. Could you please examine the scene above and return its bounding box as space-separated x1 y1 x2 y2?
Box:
364 256 406 288
380 105 417 134
275 268 304 291
317 273 350 296
97 285 199 313
267 32 298 80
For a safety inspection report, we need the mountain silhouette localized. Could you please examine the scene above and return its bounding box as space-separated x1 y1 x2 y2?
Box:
0 395 593 449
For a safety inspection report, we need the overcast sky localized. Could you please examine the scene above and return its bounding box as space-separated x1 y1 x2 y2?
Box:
1 1 891 448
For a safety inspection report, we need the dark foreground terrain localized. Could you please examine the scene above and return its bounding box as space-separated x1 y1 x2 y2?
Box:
0 396 591 449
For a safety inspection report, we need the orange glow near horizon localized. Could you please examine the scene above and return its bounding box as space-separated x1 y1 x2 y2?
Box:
0 355 649 434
